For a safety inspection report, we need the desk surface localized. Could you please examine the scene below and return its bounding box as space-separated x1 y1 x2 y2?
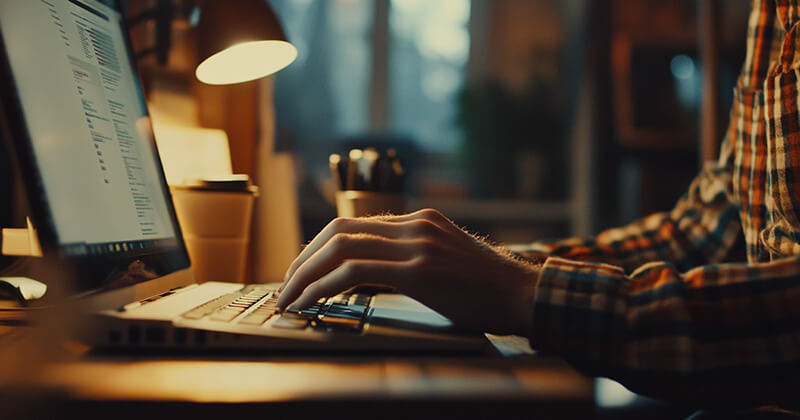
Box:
0 327 595 419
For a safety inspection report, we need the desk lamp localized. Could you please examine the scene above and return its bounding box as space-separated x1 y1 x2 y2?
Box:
195 0 297 85
190 0 301 284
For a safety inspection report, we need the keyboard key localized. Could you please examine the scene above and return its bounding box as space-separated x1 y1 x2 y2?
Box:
182 310 207 320
239 312 273 326
325 305 364 319
284 306 319 319
182 293 241 319
318 315 360 327
181 287 275 320
271 314 308 329
352 294 371 306
210 310 239 322
333 295 350 305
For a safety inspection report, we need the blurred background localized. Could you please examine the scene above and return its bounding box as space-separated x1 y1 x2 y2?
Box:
268 0 749 244
0 1 758 414
0 0 752 279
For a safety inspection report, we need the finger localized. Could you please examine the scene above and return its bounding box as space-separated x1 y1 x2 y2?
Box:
380 209 479 252
280 234 424 307
376 208 460 232
282 218 397 286
284 259 409 310
281 216 445 287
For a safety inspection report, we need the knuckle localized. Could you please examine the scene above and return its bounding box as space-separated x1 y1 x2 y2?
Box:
411 219 439 237
408 255 433 276
418 208 444 221
415 238 439 256
291 258 310 278
339 260 361 277
287 260 299 275
329 232 354 249
328 217 353 232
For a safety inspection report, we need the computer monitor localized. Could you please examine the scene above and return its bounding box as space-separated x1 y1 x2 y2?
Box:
0 0 190 299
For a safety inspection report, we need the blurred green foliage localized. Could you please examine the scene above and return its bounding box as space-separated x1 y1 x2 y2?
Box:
456 78 566 199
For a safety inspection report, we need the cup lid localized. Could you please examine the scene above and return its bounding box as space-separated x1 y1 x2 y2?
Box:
172 174 259 195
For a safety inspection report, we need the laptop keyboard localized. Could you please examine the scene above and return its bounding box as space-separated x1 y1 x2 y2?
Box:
180 285 372 333
285 293 371 332
238 295 280 325
181 285 277 321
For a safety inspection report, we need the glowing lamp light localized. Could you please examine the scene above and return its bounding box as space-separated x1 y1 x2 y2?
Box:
196 40 297 85
196 0 296 85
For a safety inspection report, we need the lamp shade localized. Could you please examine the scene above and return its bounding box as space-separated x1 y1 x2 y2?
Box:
195 0 297 85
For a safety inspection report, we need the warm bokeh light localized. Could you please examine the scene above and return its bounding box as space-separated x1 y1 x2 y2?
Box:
195 40 298 85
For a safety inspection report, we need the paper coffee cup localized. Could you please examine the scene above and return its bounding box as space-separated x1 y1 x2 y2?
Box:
170 176 258 283
181 235 249 285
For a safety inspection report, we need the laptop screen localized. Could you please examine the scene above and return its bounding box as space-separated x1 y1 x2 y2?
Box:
0 0 188 294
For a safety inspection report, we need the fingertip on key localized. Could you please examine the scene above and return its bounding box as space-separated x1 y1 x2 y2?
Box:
277 296 288 311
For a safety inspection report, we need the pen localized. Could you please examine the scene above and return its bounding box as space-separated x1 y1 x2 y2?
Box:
347 149 364 190
329 153 346 191
386 148 405 192
362 148 380 191
334 148 406 192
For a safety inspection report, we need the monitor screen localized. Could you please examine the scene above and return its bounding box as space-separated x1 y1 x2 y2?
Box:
0 0 179 258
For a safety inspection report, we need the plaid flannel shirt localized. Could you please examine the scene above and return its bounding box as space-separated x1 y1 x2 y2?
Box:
515 0 800 404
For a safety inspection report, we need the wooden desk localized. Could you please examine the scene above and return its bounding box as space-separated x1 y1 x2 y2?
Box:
0 326 594 419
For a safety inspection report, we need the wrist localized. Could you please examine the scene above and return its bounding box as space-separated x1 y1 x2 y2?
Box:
511 261 540 335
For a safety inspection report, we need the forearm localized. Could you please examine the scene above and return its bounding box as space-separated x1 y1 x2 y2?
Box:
515 161 740 274
528 255 800 405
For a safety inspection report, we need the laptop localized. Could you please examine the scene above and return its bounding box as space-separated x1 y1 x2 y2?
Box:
0 0 486 351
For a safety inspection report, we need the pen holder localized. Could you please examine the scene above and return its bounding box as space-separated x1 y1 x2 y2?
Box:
335 190 406 218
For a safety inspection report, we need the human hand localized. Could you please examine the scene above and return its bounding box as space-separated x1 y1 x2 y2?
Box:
278 209 539 335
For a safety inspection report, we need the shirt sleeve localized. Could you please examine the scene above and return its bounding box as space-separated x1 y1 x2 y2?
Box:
528 255 800 405
513 135 741 274
521 0 800 405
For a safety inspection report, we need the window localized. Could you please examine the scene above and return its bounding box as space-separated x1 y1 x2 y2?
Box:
389 0 470 152
270 0 471 158
270 0 373 147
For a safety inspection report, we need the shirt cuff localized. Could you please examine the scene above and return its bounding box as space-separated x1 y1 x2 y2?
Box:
528 256 629 364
